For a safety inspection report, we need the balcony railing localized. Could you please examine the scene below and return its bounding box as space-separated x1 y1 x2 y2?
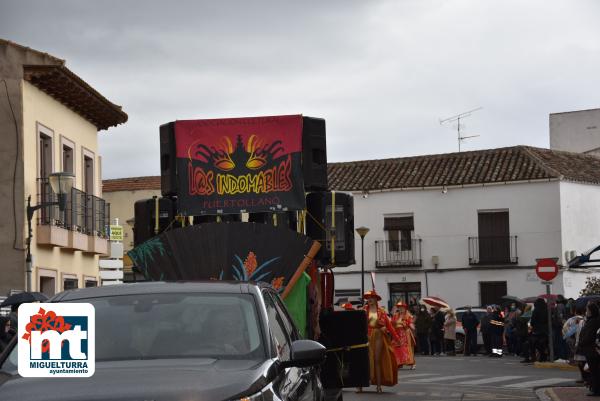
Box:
375 239 422 267
468 235 518 265
37 178 110 238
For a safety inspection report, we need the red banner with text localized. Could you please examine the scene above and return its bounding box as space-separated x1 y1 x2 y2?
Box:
175 115 305 215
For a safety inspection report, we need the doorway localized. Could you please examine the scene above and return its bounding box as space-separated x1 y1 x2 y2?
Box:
389 282 421 311
480 281 507 306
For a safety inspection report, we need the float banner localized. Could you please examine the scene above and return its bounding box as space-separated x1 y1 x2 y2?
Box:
175 115 305 215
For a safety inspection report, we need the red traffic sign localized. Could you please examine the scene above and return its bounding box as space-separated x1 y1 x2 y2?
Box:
536 258 559 281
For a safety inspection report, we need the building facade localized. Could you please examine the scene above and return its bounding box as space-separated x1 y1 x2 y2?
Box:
102 176 161 253
0 39 127 296
328 146 600 309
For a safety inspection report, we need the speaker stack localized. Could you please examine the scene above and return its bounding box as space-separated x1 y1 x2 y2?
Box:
306 191 355 267
133 197 180 246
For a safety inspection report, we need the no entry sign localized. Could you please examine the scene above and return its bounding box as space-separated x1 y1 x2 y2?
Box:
535 258 559 281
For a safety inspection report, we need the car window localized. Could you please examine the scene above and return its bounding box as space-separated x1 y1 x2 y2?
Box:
67 293 265 361
263 291 291 361
0 344 17 373
268 291 299 341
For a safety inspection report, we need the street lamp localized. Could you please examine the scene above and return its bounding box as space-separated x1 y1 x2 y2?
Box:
26 172 75 291
356 226 370 297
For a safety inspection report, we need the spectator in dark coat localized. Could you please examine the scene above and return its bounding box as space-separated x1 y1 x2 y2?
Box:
461 306 480 356
480 306 493 355
415 306 432 355
430 308 445 355
530 298 549 362
517 304 533 362
577 302 600 396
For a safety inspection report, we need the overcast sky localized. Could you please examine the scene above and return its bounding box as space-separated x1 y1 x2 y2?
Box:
2 1 599 179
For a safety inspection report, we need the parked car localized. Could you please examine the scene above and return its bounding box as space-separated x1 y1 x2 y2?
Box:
0 282 327 401
454 307 487 353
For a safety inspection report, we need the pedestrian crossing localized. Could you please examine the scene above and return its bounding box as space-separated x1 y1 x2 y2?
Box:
400 372 574 389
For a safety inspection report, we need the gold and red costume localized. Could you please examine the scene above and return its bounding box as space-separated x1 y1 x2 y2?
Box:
363 292 399 388
392 308 416 367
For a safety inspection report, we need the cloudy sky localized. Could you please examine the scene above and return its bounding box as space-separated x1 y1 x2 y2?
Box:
2 1 599 179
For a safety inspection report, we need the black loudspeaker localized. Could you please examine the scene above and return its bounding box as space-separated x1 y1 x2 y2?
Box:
160 122 177 197
306 191 355 267
302 117 327 191
248 212 298 231
319 309 370 389
134 197 178 246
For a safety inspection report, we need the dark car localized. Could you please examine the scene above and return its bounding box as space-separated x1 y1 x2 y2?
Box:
0 282 326 401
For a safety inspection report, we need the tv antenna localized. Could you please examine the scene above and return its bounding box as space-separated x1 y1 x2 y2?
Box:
440 107 482 152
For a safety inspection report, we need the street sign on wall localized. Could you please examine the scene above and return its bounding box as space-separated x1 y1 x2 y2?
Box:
535 258 559 281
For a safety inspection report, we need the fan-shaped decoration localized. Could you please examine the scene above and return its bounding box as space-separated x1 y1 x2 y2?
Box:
127 222 320 297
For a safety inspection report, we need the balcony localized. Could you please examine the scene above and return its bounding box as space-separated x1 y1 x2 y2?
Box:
468 236 518 265
375 239 422 268
37 178 110 255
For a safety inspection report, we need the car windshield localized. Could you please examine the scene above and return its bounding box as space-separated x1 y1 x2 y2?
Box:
70 293 265 361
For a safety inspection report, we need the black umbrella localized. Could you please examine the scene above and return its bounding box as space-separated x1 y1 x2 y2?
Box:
501 295 526 307
0 292 48 308
576 295 600 310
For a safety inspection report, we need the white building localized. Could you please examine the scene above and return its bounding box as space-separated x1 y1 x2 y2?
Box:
328 145 600 310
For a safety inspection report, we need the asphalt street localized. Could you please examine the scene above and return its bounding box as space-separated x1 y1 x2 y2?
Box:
341 354 579 401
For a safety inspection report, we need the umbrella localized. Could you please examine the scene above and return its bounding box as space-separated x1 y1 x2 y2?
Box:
576 295 600 310
523 294 560 307
421 296 449 309
0 292 48 308
501 295 526 307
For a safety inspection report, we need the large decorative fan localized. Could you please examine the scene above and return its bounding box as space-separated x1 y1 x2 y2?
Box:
127 222 320 297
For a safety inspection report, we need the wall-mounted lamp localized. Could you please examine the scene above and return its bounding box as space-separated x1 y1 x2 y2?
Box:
362 190 369 199
441 186 448 194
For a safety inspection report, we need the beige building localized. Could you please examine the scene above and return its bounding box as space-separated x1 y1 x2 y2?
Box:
0 39 127 296
102 176 161 253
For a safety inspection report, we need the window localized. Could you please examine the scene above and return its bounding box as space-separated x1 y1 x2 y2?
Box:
63 278 78 291
269 291 299 341
39 276 56 297
477 210 510 263
263 291 291 360
84 155 94 194
82 147 95 195
39 133 52 179
84 279 97 288
62 145 74 173
384 215 414 251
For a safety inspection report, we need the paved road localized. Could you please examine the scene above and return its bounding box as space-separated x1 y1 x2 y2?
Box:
341 354 579 401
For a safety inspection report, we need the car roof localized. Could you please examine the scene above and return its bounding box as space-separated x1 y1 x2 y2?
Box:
51 281 270 302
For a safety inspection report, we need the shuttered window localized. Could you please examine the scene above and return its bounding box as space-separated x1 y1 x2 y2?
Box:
384 216 414 251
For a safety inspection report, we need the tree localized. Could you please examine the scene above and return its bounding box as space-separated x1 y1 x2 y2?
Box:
580 276 600 296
